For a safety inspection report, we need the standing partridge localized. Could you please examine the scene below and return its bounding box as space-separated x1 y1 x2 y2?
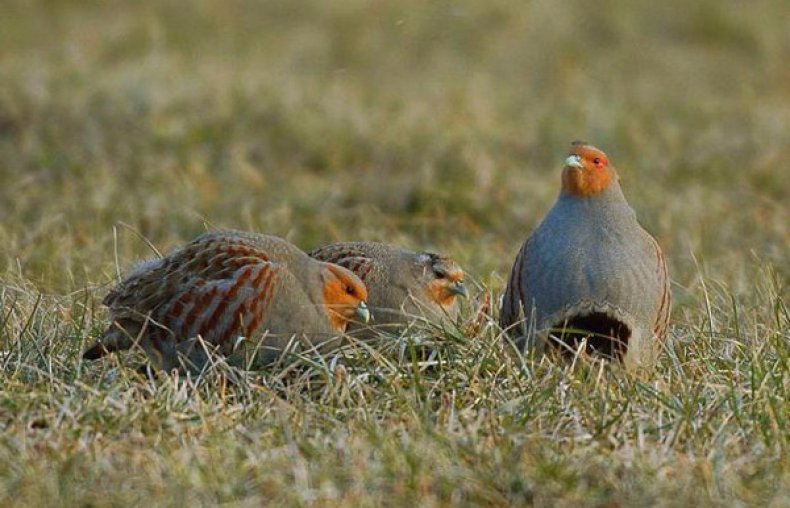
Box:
83 230 369 370
500 141 670 368
309 242 468 336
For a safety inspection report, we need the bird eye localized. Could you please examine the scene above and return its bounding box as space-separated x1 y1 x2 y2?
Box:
592 157 603 167
345 285 355 295
433 269 446 279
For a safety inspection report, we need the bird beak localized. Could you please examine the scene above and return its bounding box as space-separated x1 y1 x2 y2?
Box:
354 301 370 323
564 155 584 169
449 281 469 298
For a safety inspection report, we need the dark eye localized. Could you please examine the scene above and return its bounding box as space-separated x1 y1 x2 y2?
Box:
592 157 602 166
345 285 355 295
433 269 447 279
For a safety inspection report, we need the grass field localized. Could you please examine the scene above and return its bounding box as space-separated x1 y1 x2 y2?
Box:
0 0 788 505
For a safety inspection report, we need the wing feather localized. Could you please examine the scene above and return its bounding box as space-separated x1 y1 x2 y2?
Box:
309 245 375 282
651 240 671 340
500 239 531 336
85 235 283 358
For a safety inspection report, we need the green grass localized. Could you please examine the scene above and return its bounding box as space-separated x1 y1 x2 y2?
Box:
0 0 788 505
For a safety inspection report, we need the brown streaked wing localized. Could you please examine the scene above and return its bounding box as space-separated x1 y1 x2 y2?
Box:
109 237 273 315
309 244 368 264
156 260 283 348
310 245 375 282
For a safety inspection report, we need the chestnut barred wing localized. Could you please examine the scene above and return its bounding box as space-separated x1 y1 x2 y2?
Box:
309 244 375 282
153 260 285 348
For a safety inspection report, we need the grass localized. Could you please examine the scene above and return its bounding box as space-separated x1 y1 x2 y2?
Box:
0 0 788 505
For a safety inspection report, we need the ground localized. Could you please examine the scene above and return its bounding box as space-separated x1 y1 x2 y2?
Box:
0 0 788 506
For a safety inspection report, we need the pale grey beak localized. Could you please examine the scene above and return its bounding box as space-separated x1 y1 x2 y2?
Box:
564 154 583 169
450 281 469 298
355 301 370 323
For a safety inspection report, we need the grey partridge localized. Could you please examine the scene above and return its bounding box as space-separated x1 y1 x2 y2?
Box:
500 142 670 368
83 230 369 370
309 242 468 337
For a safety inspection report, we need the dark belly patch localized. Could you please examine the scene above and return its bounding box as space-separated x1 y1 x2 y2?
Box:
548 312 631 361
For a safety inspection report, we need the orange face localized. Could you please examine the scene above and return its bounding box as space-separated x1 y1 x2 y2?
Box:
321 263 370 331
423 253 469 310
561 142 616 197
425 259 468 309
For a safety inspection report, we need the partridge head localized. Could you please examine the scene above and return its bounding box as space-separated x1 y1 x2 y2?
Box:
561 141 617 197
320 261 371 331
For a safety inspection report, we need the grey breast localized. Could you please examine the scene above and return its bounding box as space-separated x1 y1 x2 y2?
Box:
521 186 661 332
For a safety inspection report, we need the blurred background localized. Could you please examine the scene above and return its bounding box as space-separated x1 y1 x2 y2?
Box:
0 0 787 296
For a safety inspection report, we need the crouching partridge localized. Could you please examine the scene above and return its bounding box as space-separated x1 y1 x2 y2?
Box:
83 230 369 370
500 142 670 368
309 242 468 337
